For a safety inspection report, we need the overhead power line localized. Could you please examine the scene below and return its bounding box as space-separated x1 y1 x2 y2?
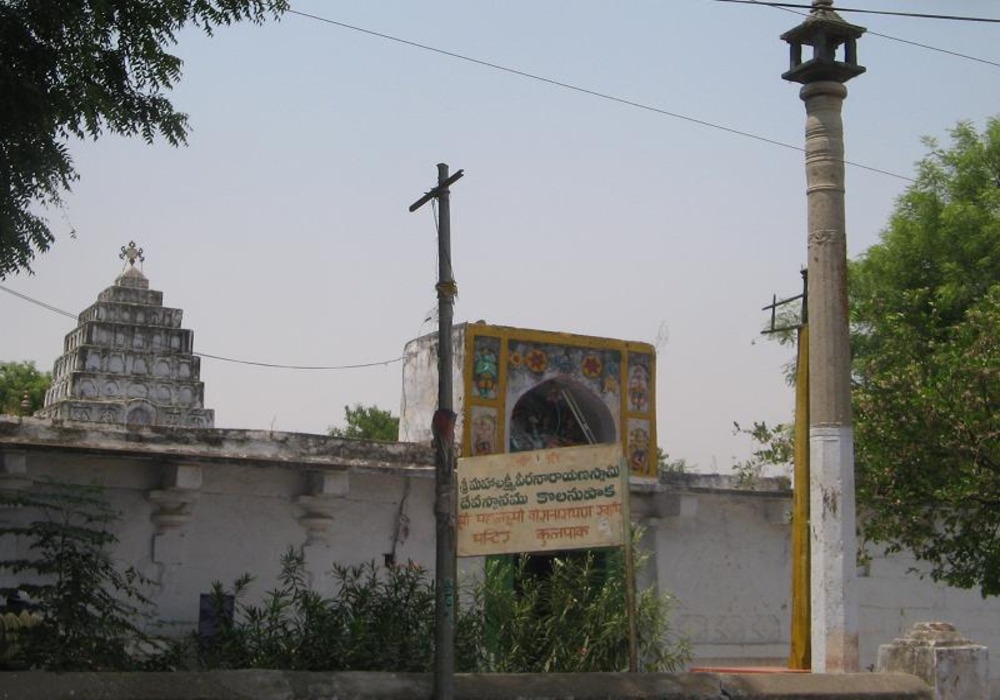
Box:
0 283 402 371
736 0 1000 73
287 10 913 182
195 351 402 371
0 283 76 320
716 1 1000 24
871 31 1000 70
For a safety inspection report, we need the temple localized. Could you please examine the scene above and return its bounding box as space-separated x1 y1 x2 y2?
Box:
36 242 214 428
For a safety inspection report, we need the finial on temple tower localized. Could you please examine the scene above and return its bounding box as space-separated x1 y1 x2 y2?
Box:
120 241 145 268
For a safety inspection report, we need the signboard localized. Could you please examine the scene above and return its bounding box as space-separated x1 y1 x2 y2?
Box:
457 443 627 557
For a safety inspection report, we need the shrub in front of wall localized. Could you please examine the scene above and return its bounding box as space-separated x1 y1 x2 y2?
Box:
0 482 176 670
200 550 439 672
203 531 689 674
469 532 690 673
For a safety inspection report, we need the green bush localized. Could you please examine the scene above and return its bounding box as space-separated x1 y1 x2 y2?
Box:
0 482 690 674
203 534 689 673
201 550 438 671
0 482 174 670
473 540 690 672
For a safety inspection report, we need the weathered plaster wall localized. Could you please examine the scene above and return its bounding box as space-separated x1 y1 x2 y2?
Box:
0 417 997 698
0 418 437 628
637 474 998 698
399 327 468 444
634 475 794 667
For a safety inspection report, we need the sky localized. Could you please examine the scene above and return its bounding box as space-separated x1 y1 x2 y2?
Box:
2 0 998 474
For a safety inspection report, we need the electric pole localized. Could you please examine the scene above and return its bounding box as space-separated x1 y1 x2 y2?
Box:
761 270 810 669
409 163 464 700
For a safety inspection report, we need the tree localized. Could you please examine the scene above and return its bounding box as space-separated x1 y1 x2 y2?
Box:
851 118 1000 596
328 404 399 442
656 448 690 475
0 0 287 279
0 481 173 670
0 360 51 414
730 420 793 486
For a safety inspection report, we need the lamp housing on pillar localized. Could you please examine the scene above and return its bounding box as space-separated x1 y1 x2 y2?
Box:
781 0 865 84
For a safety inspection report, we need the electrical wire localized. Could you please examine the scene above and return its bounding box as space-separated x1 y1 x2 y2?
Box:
715 1 1000 24
870 31 1000 70
0 283 403 371
286 9 914 183
195 351 401 371
737 0 1000 69
0 284 77 320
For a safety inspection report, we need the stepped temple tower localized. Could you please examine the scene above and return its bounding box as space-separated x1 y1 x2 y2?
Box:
37 242 214 428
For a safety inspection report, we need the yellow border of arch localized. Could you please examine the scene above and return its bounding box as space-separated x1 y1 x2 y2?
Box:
461 323 657 476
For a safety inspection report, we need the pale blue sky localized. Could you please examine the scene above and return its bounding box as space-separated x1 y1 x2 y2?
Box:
3 1 997 472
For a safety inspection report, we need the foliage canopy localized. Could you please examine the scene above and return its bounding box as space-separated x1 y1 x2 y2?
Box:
851 118 1000 596
328 403 399 442
0 360 51 414
0 0 287 278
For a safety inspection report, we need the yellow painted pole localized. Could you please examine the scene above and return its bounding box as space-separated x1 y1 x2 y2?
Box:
789 323 811 669
621 456 638 672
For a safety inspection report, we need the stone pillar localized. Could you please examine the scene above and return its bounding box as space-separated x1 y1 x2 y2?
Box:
0 449 32 493
148 463 203 536
148 463 203 581
802 79 858 673
296 470 350 545
878 622 989 700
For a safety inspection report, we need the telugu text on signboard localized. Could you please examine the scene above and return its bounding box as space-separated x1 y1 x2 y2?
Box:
457 443 626 557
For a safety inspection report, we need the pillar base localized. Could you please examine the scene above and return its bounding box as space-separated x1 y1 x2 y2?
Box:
877 622 988 700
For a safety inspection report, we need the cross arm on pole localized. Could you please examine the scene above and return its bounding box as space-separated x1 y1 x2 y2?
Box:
408 170 465 212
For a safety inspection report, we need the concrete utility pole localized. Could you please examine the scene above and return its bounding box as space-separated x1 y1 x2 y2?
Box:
409 163 464 700
780 0 865 674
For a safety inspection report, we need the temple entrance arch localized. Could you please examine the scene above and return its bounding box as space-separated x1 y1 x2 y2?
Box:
401 323 657 475
504 377 618 594
508 378 616 453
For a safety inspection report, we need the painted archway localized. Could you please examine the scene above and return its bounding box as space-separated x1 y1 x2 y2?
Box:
508 378 616 453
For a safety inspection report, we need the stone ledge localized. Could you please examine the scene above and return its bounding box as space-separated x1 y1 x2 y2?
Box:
653 473 792 496
0 417 435 474
0 670 931 700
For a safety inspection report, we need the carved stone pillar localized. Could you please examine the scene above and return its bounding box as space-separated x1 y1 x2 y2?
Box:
296 471 349 544
802 79 859 673
148 463 202 534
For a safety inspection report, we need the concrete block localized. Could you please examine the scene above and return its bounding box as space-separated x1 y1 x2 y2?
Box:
878 622 989 700
167 463 202 490
309 470 349 497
